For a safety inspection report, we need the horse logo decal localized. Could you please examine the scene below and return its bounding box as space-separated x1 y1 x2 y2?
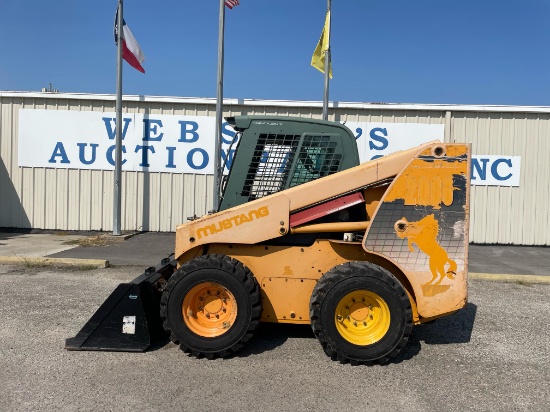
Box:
394 214 457 295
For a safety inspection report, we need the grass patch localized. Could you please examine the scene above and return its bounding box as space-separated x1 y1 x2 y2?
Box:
20 257 48 268
64 235 108 247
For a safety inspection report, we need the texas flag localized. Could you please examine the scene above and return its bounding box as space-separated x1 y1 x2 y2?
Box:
114 10 145 73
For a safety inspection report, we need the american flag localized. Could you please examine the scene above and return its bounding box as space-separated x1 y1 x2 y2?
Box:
225 0 239 9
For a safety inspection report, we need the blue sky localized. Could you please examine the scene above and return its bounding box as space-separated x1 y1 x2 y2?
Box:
1 0 550 106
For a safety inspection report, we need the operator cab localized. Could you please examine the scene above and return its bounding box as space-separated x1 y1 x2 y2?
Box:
219 116 361 211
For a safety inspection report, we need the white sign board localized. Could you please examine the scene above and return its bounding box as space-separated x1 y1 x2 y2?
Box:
18 109 443 174
18 109 520 186
18 109 238 174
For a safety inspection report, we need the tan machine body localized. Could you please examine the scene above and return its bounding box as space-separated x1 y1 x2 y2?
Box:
175 142 471 325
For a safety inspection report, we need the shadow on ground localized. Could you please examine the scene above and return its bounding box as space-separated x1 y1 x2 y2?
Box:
236 323 313 357
391 302 478 364
150 323 310 356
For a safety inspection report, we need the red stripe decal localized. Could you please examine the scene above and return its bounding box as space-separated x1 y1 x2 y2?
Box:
290 192 365 227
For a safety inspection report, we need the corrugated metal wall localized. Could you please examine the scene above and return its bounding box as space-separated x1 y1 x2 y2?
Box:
452 111 550 245
1 92 548 245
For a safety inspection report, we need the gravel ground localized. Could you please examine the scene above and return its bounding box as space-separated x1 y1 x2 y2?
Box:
0 264 549 412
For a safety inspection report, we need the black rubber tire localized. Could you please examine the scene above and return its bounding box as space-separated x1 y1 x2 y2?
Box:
160 254 261 359
310 261 413 365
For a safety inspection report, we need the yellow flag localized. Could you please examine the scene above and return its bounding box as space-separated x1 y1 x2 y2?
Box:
311 11 332 79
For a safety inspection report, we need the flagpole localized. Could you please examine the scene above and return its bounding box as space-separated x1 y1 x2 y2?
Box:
213 0 226 212
113 0 124 235
322 0 331 121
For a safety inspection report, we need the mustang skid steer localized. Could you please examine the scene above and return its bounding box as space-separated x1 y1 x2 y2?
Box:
66 116 471 365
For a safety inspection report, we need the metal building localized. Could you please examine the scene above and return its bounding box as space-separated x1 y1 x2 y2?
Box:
1 91 548 245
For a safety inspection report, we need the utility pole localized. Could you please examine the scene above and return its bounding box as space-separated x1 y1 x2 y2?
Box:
213 0 226 212
113 0 124 235
322 0 332 120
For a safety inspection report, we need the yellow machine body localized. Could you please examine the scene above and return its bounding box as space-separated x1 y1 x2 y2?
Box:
174 142 471 325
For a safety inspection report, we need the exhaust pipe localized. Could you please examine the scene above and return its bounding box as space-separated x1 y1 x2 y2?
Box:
65 257 177 352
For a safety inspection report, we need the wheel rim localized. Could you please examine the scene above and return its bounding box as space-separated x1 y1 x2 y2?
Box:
334 290 390 345
182 282 237 337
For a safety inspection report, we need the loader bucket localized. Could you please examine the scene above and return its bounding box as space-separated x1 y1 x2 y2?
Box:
65 257 177 352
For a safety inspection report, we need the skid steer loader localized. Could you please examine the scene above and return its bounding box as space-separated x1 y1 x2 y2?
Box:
66 115 471 365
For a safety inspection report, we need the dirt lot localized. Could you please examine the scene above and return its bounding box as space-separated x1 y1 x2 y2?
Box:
0 264 549 412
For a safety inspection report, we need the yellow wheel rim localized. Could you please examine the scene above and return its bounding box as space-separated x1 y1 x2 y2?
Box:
182 282 237 337
334 290 390 345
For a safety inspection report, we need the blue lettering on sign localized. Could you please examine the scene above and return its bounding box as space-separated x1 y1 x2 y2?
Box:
178 121 199 143
355 128 363 140
102 117 132 140
165 147 177 169
77 143 99 165
48 142 70 164
368 128 389 151
491 158 513 181
471 157 514 182
222 122 237 144
106 145 127 166
471 158 490 180
135 145 155 167
143 119 164 141
187 148 209 170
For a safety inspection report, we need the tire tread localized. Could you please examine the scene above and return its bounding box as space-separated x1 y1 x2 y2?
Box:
310 261 413 365
160 254 261 359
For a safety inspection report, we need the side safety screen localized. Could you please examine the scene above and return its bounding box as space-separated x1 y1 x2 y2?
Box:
241 133 343 201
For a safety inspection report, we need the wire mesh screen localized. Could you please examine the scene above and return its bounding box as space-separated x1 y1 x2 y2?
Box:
241 134 343 201
288 135 341 187
242 134 300 200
